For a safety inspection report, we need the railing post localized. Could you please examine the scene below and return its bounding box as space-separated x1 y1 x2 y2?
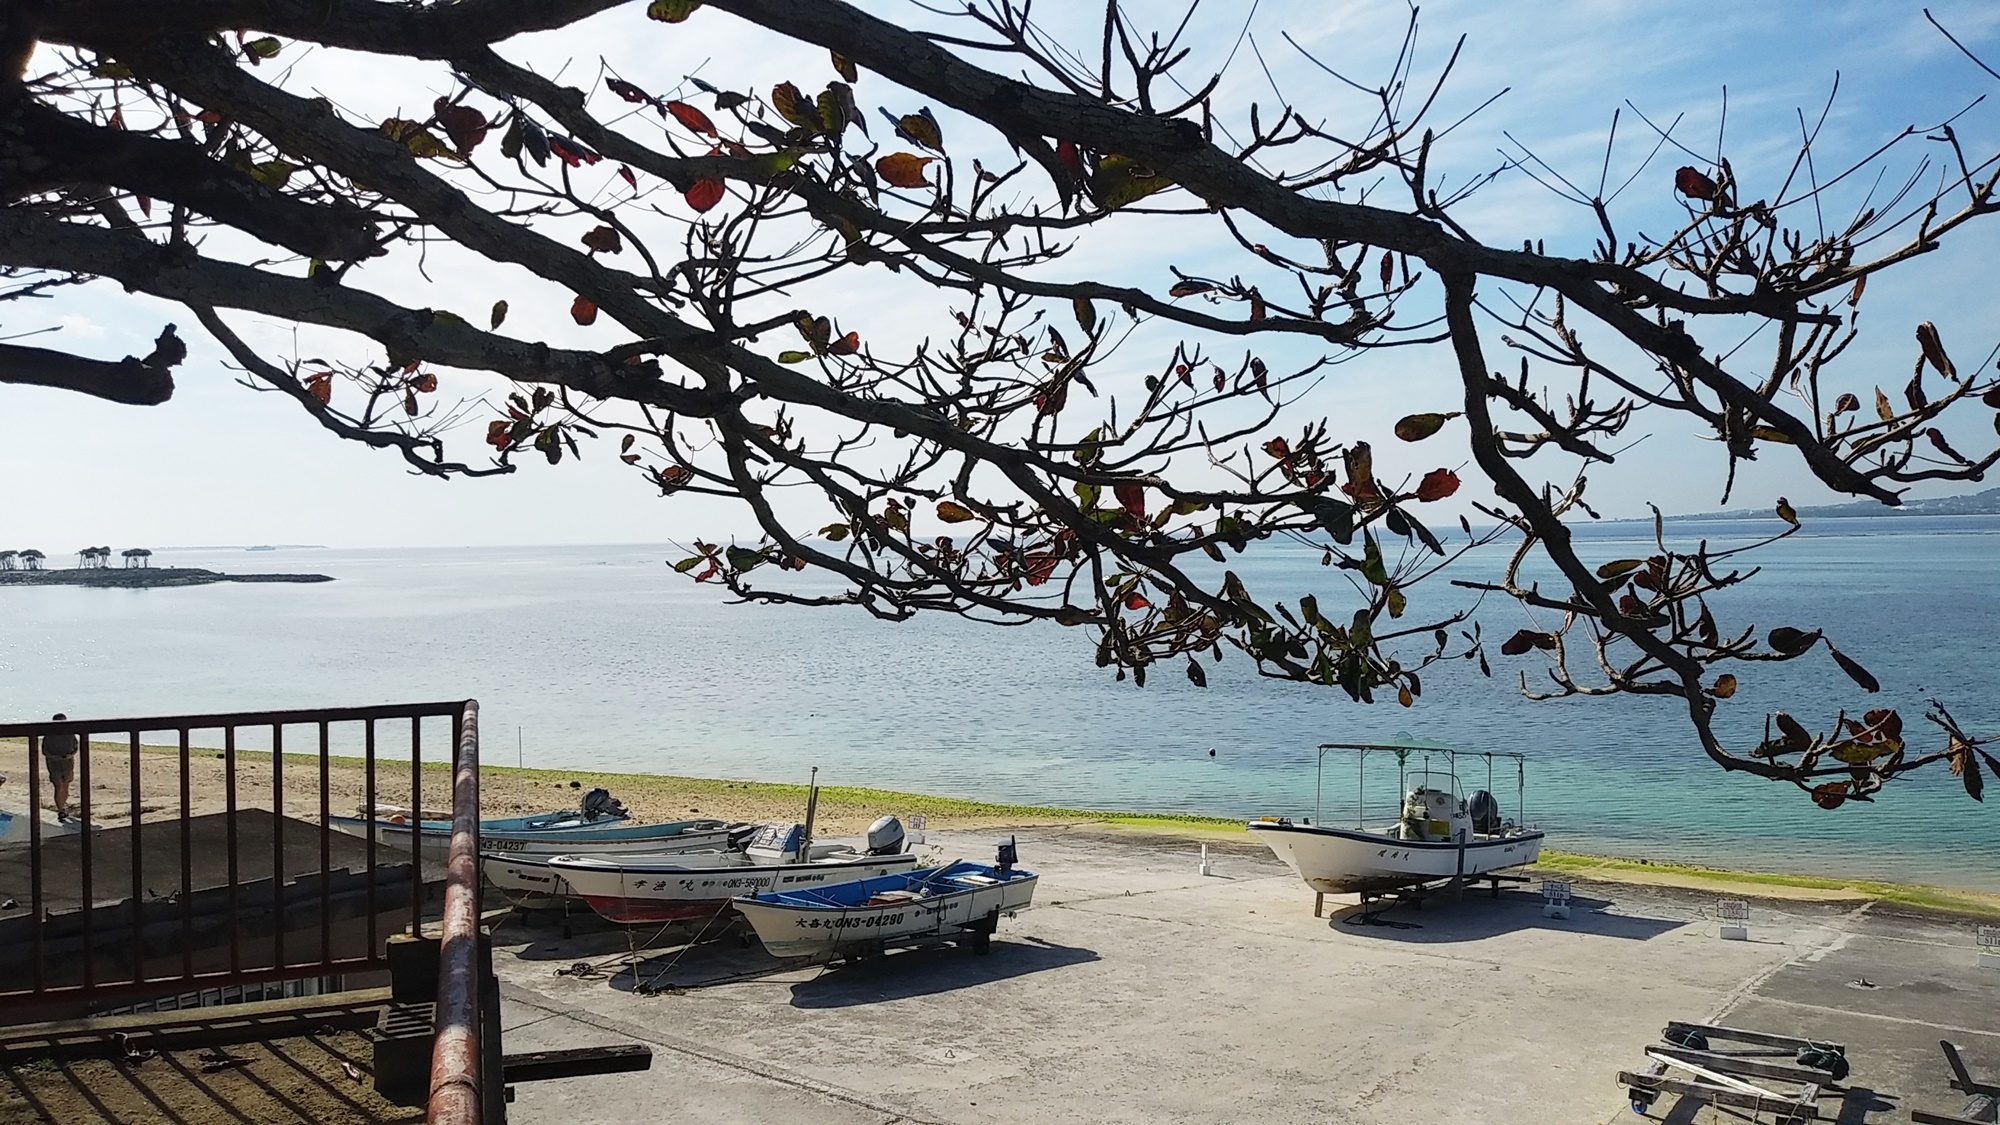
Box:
427 699 488 1125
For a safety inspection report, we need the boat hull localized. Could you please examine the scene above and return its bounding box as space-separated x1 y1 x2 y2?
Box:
551 852 923 925
1247 821 1544 895
735 866 1039 959
329 815 738 858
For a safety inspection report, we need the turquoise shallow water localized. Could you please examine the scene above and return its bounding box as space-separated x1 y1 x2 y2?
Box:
1 515 1995 891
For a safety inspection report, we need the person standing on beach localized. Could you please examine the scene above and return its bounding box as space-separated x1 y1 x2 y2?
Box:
42 714 78 821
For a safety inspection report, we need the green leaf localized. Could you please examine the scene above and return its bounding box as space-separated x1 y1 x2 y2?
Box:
646 0 703 21
1385 583 1406 618
1073 297 1097 335
671 555 705 572
725 545 766 572
777 350 812 364
752 149 801 177
1073 426 1103 465
819 523 850 541
1596 558 1643 579
248 160 297 188
936 501 976 523
1074 481 1100 510
243 36 283 60
430 309 470 329
1393 412 1457 442
1360 532 1388 586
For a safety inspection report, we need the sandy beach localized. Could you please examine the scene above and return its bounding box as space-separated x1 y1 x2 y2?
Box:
6 739 1997 916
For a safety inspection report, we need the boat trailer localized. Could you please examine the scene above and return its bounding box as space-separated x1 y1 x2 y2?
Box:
1319 871 1532 919
1616 1020 1849 1123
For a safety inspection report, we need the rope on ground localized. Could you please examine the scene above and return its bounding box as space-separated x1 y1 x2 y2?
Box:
635 900 741 994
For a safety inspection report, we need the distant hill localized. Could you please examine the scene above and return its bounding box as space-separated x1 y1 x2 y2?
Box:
1653 485 2000 522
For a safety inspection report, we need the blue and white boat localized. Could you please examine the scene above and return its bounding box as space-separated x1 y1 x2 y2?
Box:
734 840 1037 959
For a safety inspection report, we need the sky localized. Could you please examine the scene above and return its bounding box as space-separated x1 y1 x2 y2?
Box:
6 0 2000 550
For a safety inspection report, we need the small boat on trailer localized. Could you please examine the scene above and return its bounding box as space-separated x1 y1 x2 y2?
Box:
1248 741 1544 915
330 787 745 858
548 818 922 923
734 838 1037 959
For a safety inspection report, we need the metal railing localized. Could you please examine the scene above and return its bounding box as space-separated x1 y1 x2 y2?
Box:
0 700 489 1121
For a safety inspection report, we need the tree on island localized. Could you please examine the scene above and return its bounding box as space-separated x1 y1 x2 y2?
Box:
0 551 16 571
120 547 151 568
18 550 45 571
4 2 1999 805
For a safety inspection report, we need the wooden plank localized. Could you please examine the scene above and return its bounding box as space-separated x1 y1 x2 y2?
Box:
1646 1049 1794 1100
0 986 392 1060
1651 1044 1839 1086
1912 1108 1996 1125
1666 1020 1844 1054
502 1044 653 1084
1944 1041 2000 1097
1618 1071 1821 1122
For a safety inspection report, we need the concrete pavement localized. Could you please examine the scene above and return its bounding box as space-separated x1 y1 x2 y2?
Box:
489 827 1998 1124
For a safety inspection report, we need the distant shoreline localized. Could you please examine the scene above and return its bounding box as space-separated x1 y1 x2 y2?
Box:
0 568 333 589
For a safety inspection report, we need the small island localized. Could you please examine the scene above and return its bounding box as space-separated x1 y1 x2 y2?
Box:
0 568 333 588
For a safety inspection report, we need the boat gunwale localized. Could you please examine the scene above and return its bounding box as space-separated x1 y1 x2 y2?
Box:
1246 820 1546 851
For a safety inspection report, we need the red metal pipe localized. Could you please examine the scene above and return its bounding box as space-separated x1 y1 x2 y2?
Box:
427 701 483 1125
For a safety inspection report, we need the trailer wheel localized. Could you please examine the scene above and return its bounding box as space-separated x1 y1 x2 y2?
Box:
969 928 992 955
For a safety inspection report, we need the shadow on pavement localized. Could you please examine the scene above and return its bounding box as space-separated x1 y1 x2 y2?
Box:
787 936 1100 1009
1325 888 1686 943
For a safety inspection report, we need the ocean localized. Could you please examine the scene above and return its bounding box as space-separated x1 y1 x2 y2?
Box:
2 515 1995 891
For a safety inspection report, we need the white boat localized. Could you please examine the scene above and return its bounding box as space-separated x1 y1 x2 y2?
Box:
1248 741 1544 899
734 841 1037 959
546 818 921 924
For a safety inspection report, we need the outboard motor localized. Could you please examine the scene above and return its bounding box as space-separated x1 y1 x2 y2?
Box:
1467 790 1502 835
865 815 906 856
994 835 1018 877
579 787 627 821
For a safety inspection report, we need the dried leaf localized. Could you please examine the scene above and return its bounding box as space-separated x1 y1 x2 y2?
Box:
433 101 489 155
1916 320 1955 378
1874 387 1895 422
771 82 816 129
1711 674 1737 699
1073 297 1097 335
1767 626 1820 656
570 295 598 326
1774 711 1812 750
305 371 332 406
607 78 653 105
1776 497 1798 527
936 501 975 523
489 300 508 330
1832 392 1860 414
831 50 858 83
1826 643 1879 693
875 152 934 188
580 225 622 254
1810 782 1849 810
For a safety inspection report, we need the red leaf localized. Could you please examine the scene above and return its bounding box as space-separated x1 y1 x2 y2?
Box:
432 100 488 155
1261 436 1290 459
546 136 600 167
665 100 717 136
826 330 860 356
580 225 622 254
1023 552 1058 586
1124 592 1150 610
1413 468 1459 502
486 420 512 449
617 164 637 188
1113 482 1145 519
1378 250 1392 289
305 371 332 405
1056 140 1085 183
684 178 724 212
570 295 598 325
1810 782 1849 810
1675 166 1719 201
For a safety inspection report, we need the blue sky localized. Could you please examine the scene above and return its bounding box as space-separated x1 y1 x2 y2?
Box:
6 0 2000 549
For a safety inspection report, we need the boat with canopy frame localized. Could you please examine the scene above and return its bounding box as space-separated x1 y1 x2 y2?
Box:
1248 738 1544 913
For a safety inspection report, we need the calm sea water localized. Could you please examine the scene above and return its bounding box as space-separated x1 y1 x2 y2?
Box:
2 516 1995 891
